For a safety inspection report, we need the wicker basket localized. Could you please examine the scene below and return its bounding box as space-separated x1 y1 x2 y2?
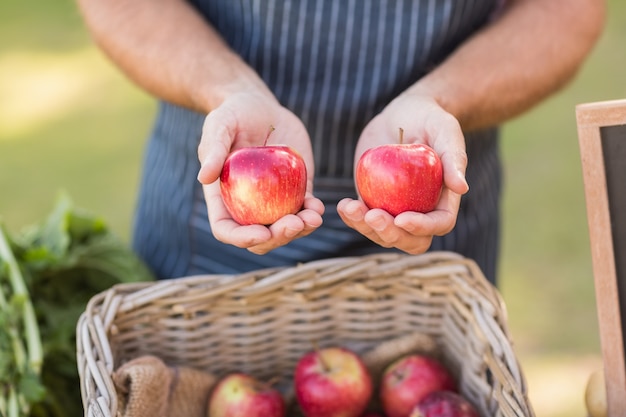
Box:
76 251 534 417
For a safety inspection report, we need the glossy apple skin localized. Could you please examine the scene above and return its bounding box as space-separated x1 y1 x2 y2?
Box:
411 391 479 417
220 145 306 225
208 373 286 417
356 144 443 216
380 355 457 417
294 347 373 417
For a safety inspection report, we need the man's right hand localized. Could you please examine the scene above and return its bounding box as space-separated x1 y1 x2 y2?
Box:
197 92 324 254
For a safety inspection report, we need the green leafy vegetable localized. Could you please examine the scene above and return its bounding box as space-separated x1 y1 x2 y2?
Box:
1 193 154 417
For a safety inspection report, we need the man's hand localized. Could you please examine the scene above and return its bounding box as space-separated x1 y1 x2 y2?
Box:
337 94 469 254
197 92 324 254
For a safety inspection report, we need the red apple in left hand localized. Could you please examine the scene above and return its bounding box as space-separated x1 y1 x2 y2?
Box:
208 372 286 417
356 128 443 216
220 127 307 225
294 346 373 417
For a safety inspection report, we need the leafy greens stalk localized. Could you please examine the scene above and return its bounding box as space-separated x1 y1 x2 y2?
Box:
0 226 43 372
2 193 155 417
0 224 45 417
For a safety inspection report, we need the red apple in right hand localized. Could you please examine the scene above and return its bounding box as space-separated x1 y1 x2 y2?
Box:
294 346 373 417
219 128 307 225
208 373 286 417
355 128 443 216
380 355 457 417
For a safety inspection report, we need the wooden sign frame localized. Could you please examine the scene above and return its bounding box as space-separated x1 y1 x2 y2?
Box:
576 98 626 415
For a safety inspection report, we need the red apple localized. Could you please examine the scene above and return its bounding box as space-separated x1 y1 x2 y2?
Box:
411 391 479 417
219 128 306 225
355 129 443 216
208 373 286 417
294 346 373 417
380 355 457 417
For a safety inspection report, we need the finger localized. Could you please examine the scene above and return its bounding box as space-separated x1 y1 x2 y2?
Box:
297 201 324 232
394 188 461 236
203 182 272 246
364 209 436 254
428 114 469 195
302 195 325 216
246 214 305 254
197 109 236 184
336 198 368 229
338 199 436 253
399 235 434 254
246 208 323 255
362 209 405 248
337 199 391 245
440 147 469 195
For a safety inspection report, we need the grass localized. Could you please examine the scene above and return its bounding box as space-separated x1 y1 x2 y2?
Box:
1 1 625 416
501 0 626 357
496 4 626 413
0 0 155 240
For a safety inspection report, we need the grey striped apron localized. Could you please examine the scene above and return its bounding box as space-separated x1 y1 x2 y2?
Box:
132 0 502 284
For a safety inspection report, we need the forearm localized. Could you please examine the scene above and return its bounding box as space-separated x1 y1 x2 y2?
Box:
76 0 273 113
408 0 605 132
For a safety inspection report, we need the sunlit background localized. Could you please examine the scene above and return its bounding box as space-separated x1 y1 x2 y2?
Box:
2 1 625 416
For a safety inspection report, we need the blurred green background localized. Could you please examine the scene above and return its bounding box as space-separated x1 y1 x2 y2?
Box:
1 1 625 416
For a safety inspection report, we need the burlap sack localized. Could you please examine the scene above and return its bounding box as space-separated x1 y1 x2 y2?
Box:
112 355 217 417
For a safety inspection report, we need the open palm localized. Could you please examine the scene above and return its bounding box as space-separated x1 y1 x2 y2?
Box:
197 92 324 254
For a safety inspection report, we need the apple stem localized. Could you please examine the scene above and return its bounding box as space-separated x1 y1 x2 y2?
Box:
312 341 331 373
399 127 404 145
319 353 331 373
264 125 276 146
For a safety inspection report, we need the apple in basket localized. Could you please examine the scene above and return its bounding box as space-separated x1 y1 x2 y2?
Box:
380 354 457 417
294 346 373 417
355 128 443 216
410 391 479 417
208 372 286 417
219 126 307 225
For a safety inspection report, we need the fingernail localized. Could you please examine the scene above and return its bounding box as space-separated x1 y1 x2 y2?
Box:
197 164 211 183
458 171 469 191
197 163 205 181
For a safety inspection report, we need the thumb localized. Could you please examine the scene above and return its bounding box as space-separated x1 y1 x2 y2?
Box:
197 115 233 185
442 148 469 195
429 115 469 196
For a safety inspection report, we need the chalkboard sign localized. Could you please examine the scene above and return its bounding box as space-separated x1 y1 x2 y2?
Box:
576 99 626 415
